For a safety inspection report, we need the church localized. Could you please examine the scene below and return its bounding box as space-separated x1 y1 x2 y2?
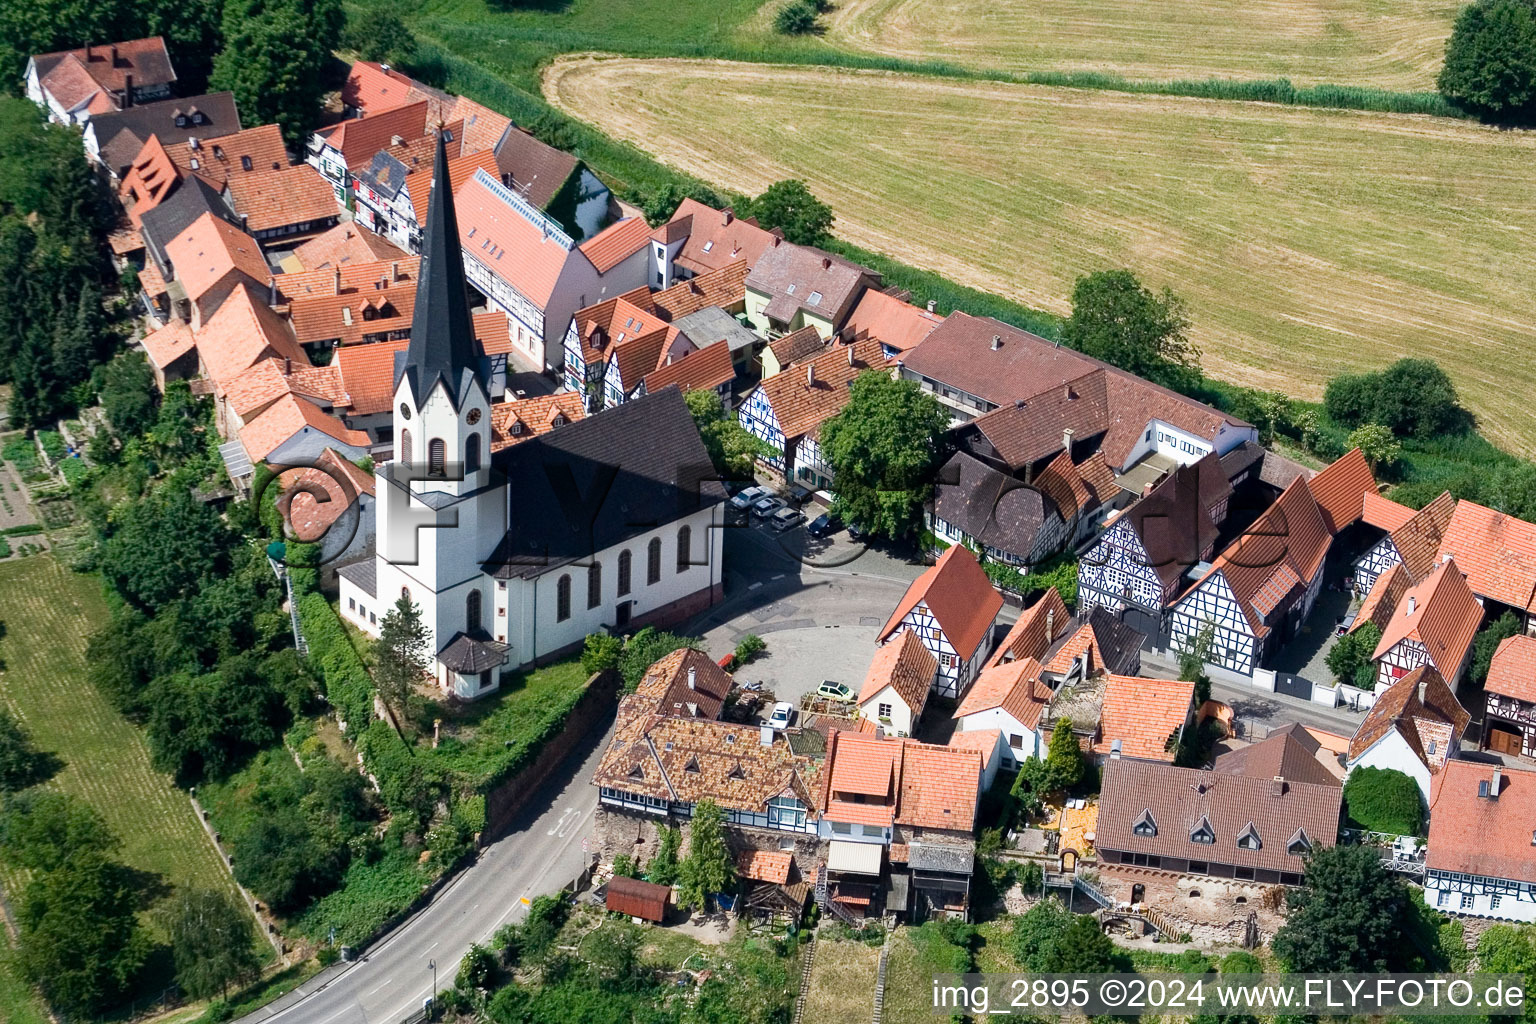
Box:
338 133 727 700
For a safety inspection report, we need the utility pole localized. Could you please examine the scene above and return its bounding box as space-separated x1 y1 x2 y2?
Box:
429 958 437 1020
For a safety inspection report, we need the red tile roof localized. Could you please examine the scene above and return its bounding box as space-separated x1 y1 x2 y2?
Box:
953 657 1049 730
579 217 650 273
240 393 368 463
168 124 288 182
650 260 750 321
197 283 308 387
1347 665 1469 771
140 318 196 371
987 589 1071 668
406 151 498 232
119 135 181 225
225 163 338 233
488 392 584 451
767 325 827 369
276 448 375 540
38 53 110 111
1353 562 1410 636
969 369 1108 471
1307 448 1378 535
1371 557 1482 680
643 340 735 397
737 849 793 884
341 60 420 115
291 223 406 271
333 338 407 415
1093 675 1194 761
454 169 573 306
473 311 513 356
1426 760 1536 883
826 731 899 799
895 741 980 831
840 288 944 354
286 264 418 346
33 37 175 99
318 101 430 170
879 544 1003 661
755 337 888 441
858 629 937 714
1392 491 1457 582
660 199 782 276
1437 499 1536 613
1487 634 1536 704
634 647 732 721
164 211 269 305
1361 491 1415 532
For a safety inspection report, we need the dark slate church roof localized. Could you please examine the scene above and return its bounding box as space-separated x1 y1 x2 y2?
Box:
396 131 483 411
486 388 728 579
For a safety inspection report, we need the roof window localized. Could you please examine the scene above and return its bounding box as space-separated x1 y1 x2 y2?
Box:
1132 808 1157 837
1189 815 1215 845
1237 822 1262 850
808 290 823 306
702 240 713 252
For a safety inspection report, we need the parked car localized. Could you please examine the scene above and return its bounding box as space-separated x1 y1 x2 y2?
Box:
816 680 855 703
846 521 867 541
806 512 842 538
751 496 786 519
730 485 769 510
1336 610 1358 636
767 701 794 730
770 508 806 532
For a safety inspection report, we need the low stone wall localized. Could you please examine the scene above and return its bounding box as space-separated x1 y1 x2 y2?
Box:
482 668 621 839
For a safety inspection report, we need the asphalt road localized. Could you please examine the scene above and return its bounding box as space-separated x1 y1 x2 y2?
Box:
236 709 613 1024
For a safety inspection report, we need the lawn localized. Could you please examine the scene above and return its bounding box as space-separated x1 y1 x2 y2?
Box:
823 0 1459 89
800 934 881 1024
432 655 592 790
545 57 1536 455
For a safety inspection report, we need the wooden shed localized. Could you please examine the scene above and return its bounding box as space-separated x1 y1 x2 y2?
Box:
605 875 670 923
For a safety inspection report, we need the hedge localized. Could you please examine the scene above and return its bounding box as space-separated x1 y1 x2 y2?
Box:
1343 765 1424 837
298 591 375 734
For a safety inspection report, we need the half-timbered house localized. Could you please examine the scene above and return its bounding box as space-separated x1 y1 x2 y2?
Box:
1369 557 1482 690
1436 499 1536 631
1482 635 1536 759
1346 665 1469 805
1351 490 1456 594
1426 761 1536 921
877 545 1003 698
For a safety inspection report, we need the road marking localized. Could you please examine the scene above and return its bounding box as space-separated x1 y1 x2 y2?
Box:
771 573 785 580
748 581 763 590
422 942 438 955
547 807 580 837
366 978 394 996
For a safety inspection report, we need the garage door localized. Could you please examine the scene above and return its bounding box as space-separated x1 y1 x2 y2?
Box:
1488 724 1524 757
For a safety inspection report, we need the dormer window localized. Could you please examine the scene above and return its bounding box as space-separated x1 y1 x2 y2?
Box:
241 155 252 171
685 757 700 774
1132 809 1157 837
1189 816 1215 845
1288 828 1311 856
551 414 565 427
193 111 205 125
510 420 523 436
213 145 224 160
1237 822 1262 850
627 764 644 779
728 763 745 780
174 114 187 128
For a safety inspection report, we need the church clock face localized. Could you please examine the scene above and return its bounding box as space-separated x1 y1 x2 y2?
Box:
466 408 482 425
399 402 412 420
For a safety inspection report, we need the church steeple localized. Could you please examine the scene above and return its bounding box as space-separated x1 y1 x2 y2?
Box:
397 129 482 409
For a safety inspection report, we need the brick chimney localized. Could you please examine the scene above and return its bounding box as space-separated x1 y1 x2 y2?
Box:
109 44 118 66
391 260 400 282
333 267 342 295
806 363 815 386
1271 775 1285 797
821 256 831 269
723 209 733 225
927 300 936 313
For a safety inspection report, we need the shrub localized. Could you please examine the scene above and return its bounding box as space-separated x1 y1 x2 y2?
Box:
734 634 766 665
1344 766 1424 836
1439 0 1536 122
456 943 497 990
774 0 819 34
581 632 622 675
1323 359 1467 439
1220 950 1263 974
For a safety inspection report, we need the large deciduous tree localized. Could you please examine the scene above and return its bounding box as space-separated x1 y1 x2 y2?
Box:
748 179 833 245
820 370 948 540
1063 269 1200 391
1439 0 1536 122
677 799 735 912
1273 843 1410 972
0 707 61 793
163 887 262 1000
1323 358 1467 439
211 0 344 147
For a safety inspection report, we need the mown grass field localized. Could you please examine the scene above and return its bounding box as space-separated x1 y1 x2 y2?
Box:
823 0 1459 88
799 935 881 1024
0 555 249 927
545 56 1536 454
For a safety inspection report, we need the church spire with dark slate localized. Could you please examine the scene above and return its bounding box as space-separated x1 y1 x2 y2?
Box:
397 128 482 408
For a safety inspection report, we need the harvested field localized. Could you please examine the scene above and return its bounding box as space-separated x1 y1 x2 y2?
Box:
799 935 880 1024
546 56 1536 453
824 0 1458 88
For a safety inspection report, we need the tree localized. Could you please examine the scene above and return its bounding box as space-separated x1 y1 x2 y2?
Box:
581 632 623 675
774 0 820 34
101 484 236 611
231 809 347 913
1485 459 1536 521
584 921 641 985
1473 611 1522 687
374 594 430 721
0 708 61 793
1326 620 1381 690
1010 896 1073 970
457 943 498 990
1347 424 1401 473
345 6 417 65
677 800 735 912
97 351 159 438
645 825 681 885
163 887 261 1000
1063 269 1200 392
748 179 833 245
1476 924 1536 1024
618 627 700 689
211 0 345 146
1324 359 1466 438
0 791 117 870
1049 914 1117 972
1042 717 1086 794
626 181 728 228
1439 0 1536 121
1179 621 1214 707
1344 766 1424 836
17 851 152 1017
1272 843 1410 972
144 654 291 782
820 370 948 540
686 388 773 480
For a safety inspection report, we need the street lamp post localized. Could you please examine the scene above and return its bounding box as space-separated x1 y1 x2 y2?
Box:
428 958 437 1020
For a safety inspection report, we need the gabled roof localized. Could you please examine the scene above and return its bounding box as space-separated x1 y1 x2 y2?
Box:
1487 634 1536 704
1040 605 1147 678
32 37 175 98
987 588 1071 668
1093 675 1194 761
579 217 650 273
119 135 181 225
858 629 938 713
1034 447 1113 521
1114 453 1230 596
140 319 196 371
1361 491 1415 533
163 211 269 306
1392 491 1457 582
492 127 580 209
1371 557 1482 678
1211 730 1340 789
571 290 660 365
1426 760 1536 883
316 101 430 170
661 199 782 276
1097 756 1341 875
405 150 498 230
332 339 406 415
634 647 733 721
38 53 112 112
138 174 242 267
1352 562 1410 636
454 167 574 307
489 392 585 451
286 262 419 346
1306 447 1378 535
754 337 887 441
767 325 826 369
643 340 735 397
650 260 750 321
878 544 1003 660
224 164 337 233
953 656 1049 730
1436 499 1536 613
168 124 288 182
895 741 980 831
746 241 879 328
292 223 406 271
1347 664 1469 771
841 288 944 354
932 451 1057 561
197 283 307 387
89 92 241 176
276 448 375 539
968 369 1109 471
239 392 369 463
609 326 690 392
340 60 420 114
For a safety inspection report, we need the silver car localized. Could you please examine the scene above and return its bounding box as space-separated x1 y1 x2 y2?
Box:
770 507 806 532
730 485 768 510
751 496 786 519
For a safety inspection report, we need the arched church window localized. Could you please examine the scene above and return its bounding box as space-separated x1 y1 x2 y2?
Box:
617 550 632 596
428 438 446 476
647 538 662 585
466 589 482 633
676 525 692 574
587 562 602 609
556 575 572 622
465 433 481 474
399 429 411 466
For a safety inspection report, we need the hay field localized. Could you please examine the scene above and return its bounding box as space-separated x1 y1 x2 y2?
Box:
545 56 1536 453
823 0 1459 89
800 937 881 1024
